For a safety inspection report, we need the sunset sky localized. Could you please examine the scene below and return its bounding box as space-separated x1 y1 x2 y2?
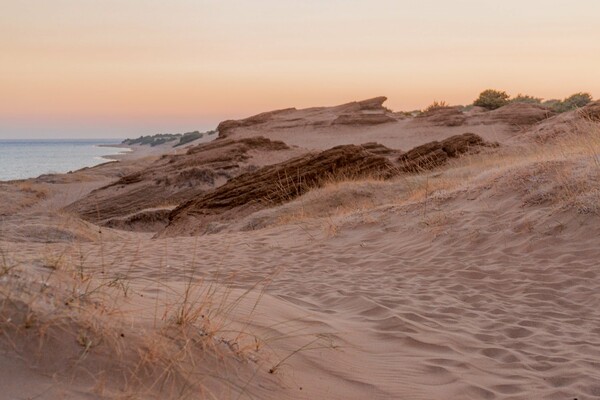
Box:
2 0 599 139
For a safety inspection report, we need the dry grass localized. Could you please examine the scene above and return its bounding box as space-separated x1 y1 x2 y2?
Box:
266 120 600 232
399 121 598 210
423 100 450 112
16 181 49 200
268 177 387 221
0 231 337 399
0 181 49 216
0 241 274 399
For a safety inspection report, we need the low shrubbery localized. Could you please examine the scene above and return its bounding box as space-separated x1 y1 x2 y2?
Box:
123 129 217 147
511 94 543 104
473 89 593 112
174 130 216 147
122 134 180 147
547 92 593 113
473 89 511 110
174 131 203 147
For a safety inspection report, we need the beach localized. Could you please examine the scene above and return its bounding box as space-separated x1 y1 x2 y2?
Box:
1 98 600 399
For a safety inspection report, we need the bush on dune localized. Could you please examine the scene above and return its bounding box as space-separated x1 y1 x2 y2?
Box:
511 94 542 104
552 92 593 112
174 131 204 147
122 134 181 147
473 89 593 113
473 89 510 110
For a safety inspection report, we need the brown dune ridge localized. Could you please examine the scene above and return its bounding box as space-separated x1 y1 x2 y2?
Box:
413 103 555 129
398 132 498 172
415 105 467 127
64 136 296 231
215 96 565 152
216 108 298 138
484 102 556 126
65 92 559 234
159 143 398 237
217 96 395 138
63 131 496 235
159 133 495 237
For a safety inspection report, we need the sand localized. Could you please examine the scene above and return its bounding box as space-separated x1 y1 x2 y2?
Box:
1 98 600 399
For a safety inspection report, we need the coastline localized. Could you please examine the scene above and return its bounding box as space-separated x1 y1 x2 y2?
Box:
98 143 134 161
0 140 135 182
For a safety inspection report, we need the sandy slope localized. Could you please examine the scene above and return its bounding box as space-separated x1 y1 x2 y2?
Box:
5 177 600 399
1 98 600 399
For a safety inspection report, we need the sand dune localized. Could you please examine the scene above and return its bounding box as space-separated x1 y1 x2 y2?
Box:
1 98 600 399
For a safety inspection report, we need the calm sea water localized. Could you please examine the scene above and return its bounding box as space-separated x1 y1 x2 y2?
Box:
0 139 128 181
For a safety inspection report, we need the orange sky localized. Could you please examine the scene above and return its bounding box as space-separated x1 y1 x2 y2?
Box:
1 0 599 138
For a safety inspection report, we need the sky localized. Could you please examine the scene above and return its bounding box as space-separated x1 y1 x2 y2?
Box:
1 0 599 139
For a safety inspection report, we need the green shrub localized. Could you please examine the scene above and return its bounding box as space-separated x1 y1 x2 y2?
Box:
543 93 593 113
511 94 542 104
473 89 510 110
122 134 181 147
175 131 204 147
559 92 593 111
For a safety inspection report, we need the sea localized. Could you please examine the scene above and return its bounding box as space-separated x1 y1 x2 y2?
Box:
0 139 129 181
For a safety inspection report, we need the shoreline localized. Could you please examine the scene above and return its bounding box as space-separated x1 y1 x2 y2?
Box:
0 141 136 183
98 143 135 161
